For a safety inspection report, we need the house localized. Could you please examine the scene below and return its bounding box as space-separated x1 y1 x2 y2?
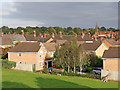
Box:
81 42 108 57
102 39 120 47
8 42 57 71
0 32 26 49
101 46 120 81
50 32 94 45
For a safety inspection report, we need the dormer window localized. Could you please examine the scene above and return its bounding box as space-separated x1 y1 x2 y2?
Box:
18 53 21 57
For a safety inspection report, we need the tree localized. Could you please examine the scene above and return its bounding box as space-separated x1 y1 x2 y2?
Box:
73 28 82 35
87 52 103 67
54 27 65 35
47 27 57 35
53 37 80 73
78 45 90 73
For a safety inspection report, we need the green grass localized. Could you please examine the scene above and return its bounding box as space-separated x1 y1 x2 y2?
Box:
2 69 118 88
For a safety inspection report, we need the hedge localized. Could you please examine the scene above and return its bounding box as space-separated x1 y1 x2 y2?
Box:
2 59 16 69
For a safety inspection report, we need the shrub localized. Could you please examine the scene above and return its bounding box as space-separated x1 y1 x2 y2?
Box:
90 71 96 75
51 70 101 79
2 59 16 69
42 68 49 74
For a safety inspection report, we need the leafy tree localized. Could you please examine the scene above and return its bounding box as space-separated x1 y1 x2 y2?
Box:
54 27 65 35
73 28 82 35
47 27 57 35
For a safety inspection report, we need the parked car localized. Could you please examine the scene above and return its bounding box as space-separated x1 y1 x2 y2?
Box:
92 68 101 74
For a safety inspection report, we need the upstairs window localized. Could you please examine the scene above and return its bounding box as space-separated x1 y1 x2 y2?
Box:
40 51 43 57
40 61 43 68
18 53 21 57
51 52 53 57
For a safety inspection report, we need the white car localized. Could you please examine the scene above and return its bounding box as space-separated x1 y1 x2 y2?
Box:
93 68 101 74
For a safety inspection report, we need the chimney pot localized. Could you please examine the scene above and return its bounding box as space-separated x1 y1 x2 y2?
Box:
74 33 77 37
21 30 24 36
81 32 85 38
8 32 11 34
39 33 42 36
51 32 54 38
1 32 4 36
33 30 36 37
58 32 62 36
43 33 46 38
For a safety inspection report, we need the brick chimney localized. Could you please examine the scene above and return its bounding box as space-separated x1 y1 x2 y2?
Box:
33 30 36 37
100 32 102 35
8 32 11 34
51 32 54 38
1 32 4 36
88 33 91 37
74 33 77 37
95 32 99 35
39 33 42 36
81 32 85 38
43 33 46 38
21 30 24 36
58 31 62 36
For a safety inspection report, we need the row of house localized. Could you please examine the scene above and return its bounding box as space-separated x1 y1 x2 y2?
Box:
1 30 120 81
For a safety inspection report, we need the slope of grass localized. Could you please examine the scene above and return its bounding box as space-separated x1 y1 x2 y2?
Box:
2 69 118 88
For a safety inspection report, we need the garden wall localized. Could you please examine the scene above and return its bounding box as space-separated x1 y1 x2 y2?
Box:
101 69 120 81
13 63 35 72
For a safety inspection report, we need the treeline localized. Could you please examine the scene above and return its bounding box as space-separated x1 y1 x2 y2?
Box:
1 26 118 36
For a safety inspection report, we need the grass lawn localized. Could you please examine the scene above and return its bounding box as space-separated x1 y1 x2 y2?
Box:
2 69 119 88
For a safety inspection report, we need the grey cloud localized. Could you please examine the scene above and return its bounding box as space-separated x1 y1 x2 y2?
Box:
3 2 118 28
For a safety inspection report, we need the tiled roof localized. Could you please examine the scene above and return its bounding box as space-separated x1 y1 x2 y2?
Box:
37 35 52 42
106 39 119 45
9 42 41 52
81 42 102 51
43 43 57 51
24 34 37 41
102 47 120 58
52 35 93 42
0 34 26 45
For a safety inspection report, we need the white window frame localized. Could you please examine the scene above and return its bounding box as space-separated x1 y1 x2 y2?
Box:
18 61 22 64
18 53 21 57
40 61 43 68
40 51 43 57
51 52 53 57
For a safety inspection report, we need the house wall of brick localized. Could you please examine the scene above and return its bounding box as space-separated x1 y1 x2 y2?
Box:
36 45 46 70
103 59 119 71
102 58 120 81
95 43 108 57
8 52 36 64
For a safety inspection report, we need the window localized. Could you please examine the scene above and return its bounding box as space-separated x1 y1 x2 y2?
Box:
1 46 5 48
45 50 47 53
18 53 21 57
18 61 22 64
40 61 43 68
51 52 53 57
40 51 43 57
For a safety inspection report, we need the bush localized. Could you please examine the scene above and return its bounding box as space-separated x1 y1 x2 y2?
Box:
2 59 16 69
90 71 96 75
84 67 95 72
51 69 100 79
42 68 49 74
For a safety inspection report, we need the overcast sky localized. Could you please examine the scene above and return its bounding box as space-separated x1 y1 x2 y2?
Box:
0 2 118 29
